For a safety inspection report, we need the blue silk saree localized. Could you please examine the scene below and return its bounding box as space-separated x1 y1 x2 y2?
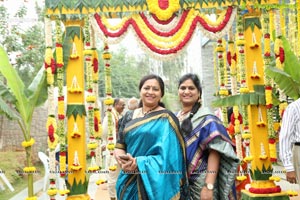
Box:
115 109 188 200
184 107 239 200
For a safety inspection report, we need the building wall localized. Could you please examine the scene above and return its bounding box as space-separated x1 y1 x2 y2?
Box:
0 105 48 154
201 42 217 111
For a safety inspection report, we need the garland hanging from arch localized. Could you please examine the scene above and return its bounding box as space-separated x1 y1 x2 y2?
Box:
91 6 236 58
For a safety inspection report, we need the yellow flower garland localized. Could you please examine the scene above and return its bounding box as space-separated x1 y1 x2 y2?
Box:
87 142 98 149
47 134 58 149
23 166 37 173
21 138 35 148
146 0 180 21
269 176 281 182
88 166 100 172
243 156 253 162
59 189 70 196
26 196 37 200
60 154 67 174
133 9 194 48
96 179 106 185
86 95 96 103
104 97 114 105
46 67 54 85
47 188 58 196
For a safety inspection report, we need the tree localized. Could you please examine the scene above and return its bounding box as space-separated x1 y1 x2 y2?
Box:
98 46 147 98
0 2 45 87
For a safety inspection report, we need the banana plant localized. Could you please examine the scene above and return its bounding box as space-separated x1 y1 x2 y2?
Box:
0 45 47 198
265 36 300 100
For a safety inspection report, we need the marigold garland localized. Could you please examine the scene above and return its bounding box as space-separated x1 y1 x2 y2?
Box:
236 14 248 94
21 138 35 148
92 7 236 56
23 166 37 173
146 0 180 21
26 196 37 200
44 16 62 197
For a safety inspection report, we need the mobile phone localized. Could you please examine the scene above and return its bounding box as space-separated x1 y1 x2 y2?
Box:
119 154 130 161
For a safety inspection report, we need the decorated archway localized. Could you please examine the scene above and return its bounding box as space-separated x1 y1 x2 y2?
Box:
32 0 300 199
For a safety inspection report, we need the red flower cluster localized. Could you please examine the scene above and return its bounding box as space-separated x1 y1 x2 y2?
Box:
249 185 281 194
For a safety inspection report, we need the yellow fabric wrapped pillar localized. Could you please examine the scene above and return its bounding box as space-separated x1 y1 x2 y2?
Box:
65 19 90 200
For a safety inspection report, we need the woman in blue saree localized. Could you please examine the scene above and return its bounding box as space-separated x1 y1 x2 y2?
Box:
177 73 239 200
114 74 188 200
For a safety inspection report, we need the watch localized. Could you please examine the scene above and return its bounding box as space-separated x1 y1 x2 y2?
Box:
204 183 214 190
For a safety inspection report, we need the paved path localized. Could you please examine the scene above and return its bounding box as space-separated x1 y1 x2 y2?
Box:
9 165 300 200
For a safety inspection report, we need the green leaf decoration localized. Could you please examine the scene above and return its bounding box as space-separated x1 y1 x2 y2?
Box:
66 26 82 41
45 0 252 12
265 67 300 100
245 17 261 31
249 164 272 180
282 37 300 84
211 85 266 107
67 104 86 120
62 34 72 70
66 177 89 195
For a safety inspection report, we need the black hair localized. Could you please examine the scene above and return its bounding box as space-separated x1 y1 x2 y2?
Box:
178 73 202 135
138 74 165 108
113 98 120 107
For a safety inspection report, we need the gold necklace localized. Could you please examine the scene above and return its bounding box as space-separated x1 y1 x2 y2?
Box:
142 105 159 115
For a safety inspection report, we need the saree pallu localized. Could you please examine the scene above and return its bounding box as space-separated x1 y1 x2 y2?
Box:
115 110 188 200
185 108 239 200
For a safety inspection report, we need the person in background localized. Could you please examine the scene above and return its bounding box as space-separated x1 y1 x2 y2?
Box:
112 98 126 122
176 73 239 200
114 74 188 200
102 97 125 200
279 98 300 186
127 97 139 110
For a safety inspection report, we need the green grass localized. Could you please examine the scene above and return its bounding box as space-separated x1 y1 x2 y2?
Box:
0 151 44 200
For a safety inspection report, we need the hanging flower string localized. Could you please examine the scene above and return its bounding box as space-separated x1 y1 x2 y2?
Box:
55 19 67 178
273 7 288 164
250 61 260 79
84 16 99 173
242 106 253 163
71 122 81 138
216 39 229 96
44 16 59 199
236 14 248 94
256 106 266 127
70 42 79 60
227 29 237 94
71 151 82 171
103 44 117 171
89 20 104 170
259 143 268 160
47 150 58 200
68 76 83 93
274 9 285 70
288 0 297 54
262 10 277 164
